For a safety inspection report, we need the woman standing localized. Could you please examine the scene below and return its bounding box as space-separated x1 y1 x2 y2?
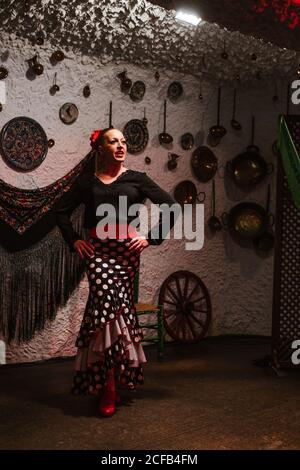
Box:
56 127 177 417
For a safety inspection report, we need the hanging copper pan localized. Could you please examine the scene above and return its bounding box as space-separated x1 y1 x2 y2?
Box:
191 146 218 182
221 201 272 241
174 180 205 206
226 116 273 189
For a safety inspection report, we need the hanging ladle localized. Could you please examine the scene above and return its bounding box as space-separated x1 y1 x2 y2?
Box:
247 116 259 153
209 86 227 140
159 99 173 145
231 88 242 131
108 100 113 128
208 179 222 232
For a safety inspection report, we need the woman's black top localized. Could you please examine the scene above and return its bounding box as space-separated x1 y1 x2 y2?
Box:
55 169 177 251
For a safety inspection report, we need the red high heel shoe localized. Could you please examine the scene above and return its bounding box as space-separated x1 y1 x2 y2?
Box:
99 387 116 417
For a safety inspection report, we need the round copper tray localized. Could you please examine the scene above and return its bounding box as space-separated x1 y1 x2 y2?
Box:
0 116 48 171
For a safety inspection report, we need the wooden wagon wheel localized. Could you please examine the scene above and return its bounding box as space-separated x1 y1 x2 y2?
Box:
158 270 212 343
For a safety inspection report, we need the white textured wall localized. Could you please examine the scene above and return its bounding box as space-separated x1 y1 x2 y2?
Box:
0 30 292 363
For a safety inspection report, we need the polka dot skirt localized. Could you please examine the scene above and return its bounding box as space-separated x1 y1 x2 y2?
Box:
71 237 145 396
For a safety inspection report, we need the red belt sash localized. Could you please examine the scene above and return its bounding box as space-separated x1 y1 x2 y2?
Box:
89 224 138 239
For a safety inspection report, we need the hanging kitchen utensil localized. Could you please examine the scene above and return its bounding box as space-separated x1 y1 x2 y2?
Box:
174 180 205 207
191 146 218 182
0 116 48 171
108 100 113 128
167 81 183 102
34 62 44 75
123 109 149 154
209 86 227 141
83 85 91 98
59 103 79 124
253 184 275 252
35 30 45 46
247 116 259 153
117 70 132 94
33 53 43 75
198 78 203 100
143 107 148 125
0 67 8 80
27 54 43 75
221 201 272 241
221 40 228 60
159 100 173 145
181 132 194 150
49 72 59 95
51 50 65 62
231 88 242 131
167 153 180 170
226 116 273 190
130 80 146 102
208 179 222 232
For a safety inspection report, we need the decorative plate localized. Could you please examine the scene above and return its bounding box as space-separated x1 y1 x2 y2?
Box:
0 116 48 171
123 119 149 154
129 81 146 102
181 132 194 150
167 81 183 101
59 102 79 124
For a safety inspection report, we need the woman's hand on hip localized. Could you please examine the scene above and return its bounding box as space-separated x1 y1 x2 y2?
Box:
128 236 149 254
73 239 95 259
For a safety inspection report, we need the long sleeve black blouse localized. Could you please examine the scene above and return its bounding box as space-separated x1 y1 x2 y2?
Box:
55 169 177 251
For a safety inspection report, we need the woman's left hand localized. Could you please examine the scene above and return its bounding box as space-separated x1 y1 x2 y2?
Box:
128 236 149 253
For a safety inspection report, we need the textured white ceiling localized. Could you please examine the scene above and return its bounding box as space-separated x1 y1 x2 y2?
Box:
148 0 300 50
0 0 299 88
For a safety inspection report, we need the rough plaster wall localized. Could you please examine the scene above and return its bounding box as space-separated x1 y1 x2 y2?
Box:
0 30 296 364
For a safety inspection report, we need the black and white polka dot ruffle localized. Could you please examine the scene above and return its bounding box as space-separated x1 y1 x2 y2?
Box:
71 237 146 396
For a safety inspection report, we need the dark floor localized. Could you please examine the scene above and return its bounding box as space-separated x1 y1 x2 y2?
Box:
1 337 300 450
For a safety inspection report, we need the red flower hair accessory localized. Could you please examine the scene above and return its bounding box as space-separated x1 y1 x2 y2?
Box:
90 129 102 148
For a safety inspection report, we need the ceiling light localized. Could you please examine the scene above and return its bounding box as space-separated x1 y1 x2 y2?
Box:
175 11 202 26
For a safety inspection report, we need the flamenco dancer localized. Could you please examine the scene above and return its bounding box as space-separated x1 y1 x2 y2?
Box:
56 127 177 417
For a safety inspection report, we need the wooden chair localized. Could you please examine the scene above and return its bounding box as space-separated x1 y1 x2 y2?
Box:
134 271 164 361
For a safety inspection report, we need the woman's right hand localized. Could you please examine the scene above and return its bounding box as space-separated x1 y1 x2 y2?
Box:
73 239 95 259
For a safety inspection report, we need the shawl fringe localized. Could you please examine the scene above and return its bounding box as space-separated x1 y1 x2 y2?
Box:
0 205 86 344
